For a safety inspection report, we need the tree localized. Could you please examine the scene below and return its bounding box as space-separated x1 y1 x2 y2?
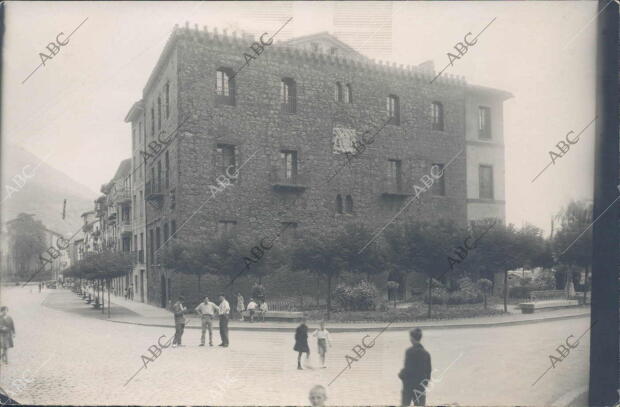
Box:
384 219 464 318
552 200 592 304
290 231 345 320
7 213 46 281
162 241 210 298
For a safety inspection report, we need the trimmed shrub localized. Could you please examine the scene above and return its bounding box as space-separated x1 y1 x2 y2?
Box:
351 280 378 311
334 284 353 311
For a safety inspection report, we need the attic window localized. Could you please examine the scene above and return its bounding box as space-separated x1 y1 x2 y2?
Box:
330 47 338 56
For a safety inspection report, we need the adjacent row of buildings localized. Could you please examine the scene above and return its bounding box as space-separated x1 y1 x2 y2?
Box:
72 23 511 308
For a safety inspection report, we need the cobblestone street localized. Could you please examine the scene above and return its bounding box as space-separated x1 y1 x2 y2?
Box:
1 287 590 405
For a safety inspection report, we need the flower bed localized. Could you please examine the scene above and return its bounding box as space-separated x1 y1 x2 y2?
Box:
304 301 503 323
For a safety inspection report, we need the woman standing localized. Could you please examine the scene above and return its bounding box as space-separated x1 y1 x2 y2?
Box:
313 320 331 368
236 293 245 321
293 317 310 370
0 306 15 364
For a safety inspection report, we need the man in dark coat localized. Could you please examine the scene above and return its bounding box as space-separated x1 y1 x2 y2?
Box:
399 327 431 406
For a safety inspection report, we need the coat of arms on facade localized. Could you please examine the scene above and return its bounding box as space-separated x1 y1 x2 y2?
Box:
332 127 358 154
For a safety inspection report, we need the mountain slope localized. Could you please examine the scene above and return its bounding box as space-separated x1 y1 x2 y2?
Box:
2 144 97 235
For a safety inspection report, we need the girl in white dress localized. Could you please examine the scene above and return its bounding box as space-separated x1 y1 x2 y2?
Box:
313 321 331 368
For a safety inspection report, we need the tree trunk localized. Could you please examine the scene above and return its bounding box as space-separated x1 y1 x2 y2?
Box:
107 279 111 318
427 277 432 319
503 271 508 313
101 279 105 314
316 273 320 306
327 275 332 320
483 293 487 309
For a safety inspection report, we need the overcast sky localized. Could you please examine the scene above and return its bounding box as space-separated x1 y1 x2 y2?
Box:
3 1 597 234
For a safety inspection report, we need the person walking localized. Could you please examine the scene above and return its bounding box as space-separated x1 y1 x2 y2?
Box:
0 307 15 364
218 295 230 347
246 298 257 323
399 328 432 406
294 317 310 370
171 296 187 348
313 321 331 368
236 293 245 321
195 296 218 347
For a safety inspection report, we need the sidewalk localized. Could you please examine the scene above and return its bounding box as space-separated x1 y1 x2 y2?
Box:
97 290 591 332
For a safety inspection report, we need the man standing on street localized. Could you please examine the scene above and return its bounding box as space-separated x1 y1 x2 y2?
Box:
218 294 230 347
399 327 431 406
195 296 218 347
172 296 186 348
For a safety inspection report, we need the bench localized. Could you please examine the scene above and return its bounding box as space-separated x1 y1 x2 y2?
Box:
241 310 304 322
519 299 580 313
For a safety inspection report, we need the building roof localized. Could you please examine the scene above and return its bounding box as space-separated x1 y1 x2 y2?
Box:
125 100 144 123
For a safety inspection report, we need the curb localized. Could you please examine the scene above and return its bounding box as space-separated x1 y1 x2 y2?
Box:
105 311 591 333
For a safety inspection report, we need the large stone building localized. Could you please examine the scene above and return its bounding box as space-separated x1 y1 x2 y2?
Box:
125 24 510 307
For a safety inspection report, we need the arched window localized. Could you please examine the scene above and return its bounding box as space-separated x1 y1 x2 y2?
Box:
345 195 353 214
215 68 235 106
334 82 343 102
281 78 297 113
345 84 353 104
336 194 343 214
431 102 444 131
387 95 400 125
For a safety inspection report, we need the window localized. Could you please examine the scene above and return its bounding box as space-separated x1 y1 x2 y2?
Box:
139 191 143 217
336 195 343 214
216 144 237 181
280 222 298 243
387 95 400 125
164 82 170 119
138 121 143 145
431 164 445 196
479 165 494 199
148 229 154 262
132 195 136 219
217 220 236 237
479 107 491 139
163 223 169 245
431 102 444 131
170 189 176 209
157 161 162 192
165 151 170 188
134 234 138 252
281 78 296 113
345 84 352 104
281 150 298 181
387 159 402 190
345 195 353 214
334 82 343 102
140 233 144 263
215 68 235 105
157 96 162 130
170 220 176 239
330 47 338 55
132 127 136 150
150 107 155 138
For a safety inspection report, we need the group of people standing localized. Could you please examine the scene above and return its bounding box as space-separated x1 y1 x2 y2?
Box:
170 295 230 348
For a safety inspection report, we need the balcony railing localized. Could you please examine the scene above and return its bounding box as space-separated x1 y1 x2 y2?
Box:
380 177 412 197
269 169 308 190
111 186 131 203
145 181 164 201
119 221 132 236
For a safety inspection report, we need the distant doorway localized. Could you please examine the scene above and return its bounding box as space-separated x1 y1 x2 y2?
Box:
140 270 145 303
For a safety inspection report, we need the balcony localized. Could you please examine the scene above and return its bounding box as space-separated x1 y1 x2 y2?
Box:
107 212 117 222
380 177 412 197
269 169 308 191
119 221 132 236
111 186 131 204
145 181 164 202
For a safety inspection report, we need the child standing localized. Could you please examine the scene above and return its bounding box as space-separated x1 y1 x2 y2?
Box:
293 317 310 370
313 321 331 368
0 306 15 364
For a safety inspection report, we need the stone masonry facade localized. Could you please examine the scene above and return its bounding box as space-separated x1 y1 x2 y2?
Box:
128 24 509 308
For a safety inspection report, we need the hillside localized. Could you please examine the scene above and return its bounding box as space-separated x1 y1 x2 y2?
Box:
2 144 97 235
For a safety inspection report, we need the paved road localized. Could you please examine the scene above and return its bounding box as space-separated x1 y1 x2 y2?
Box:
0 287 590 405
